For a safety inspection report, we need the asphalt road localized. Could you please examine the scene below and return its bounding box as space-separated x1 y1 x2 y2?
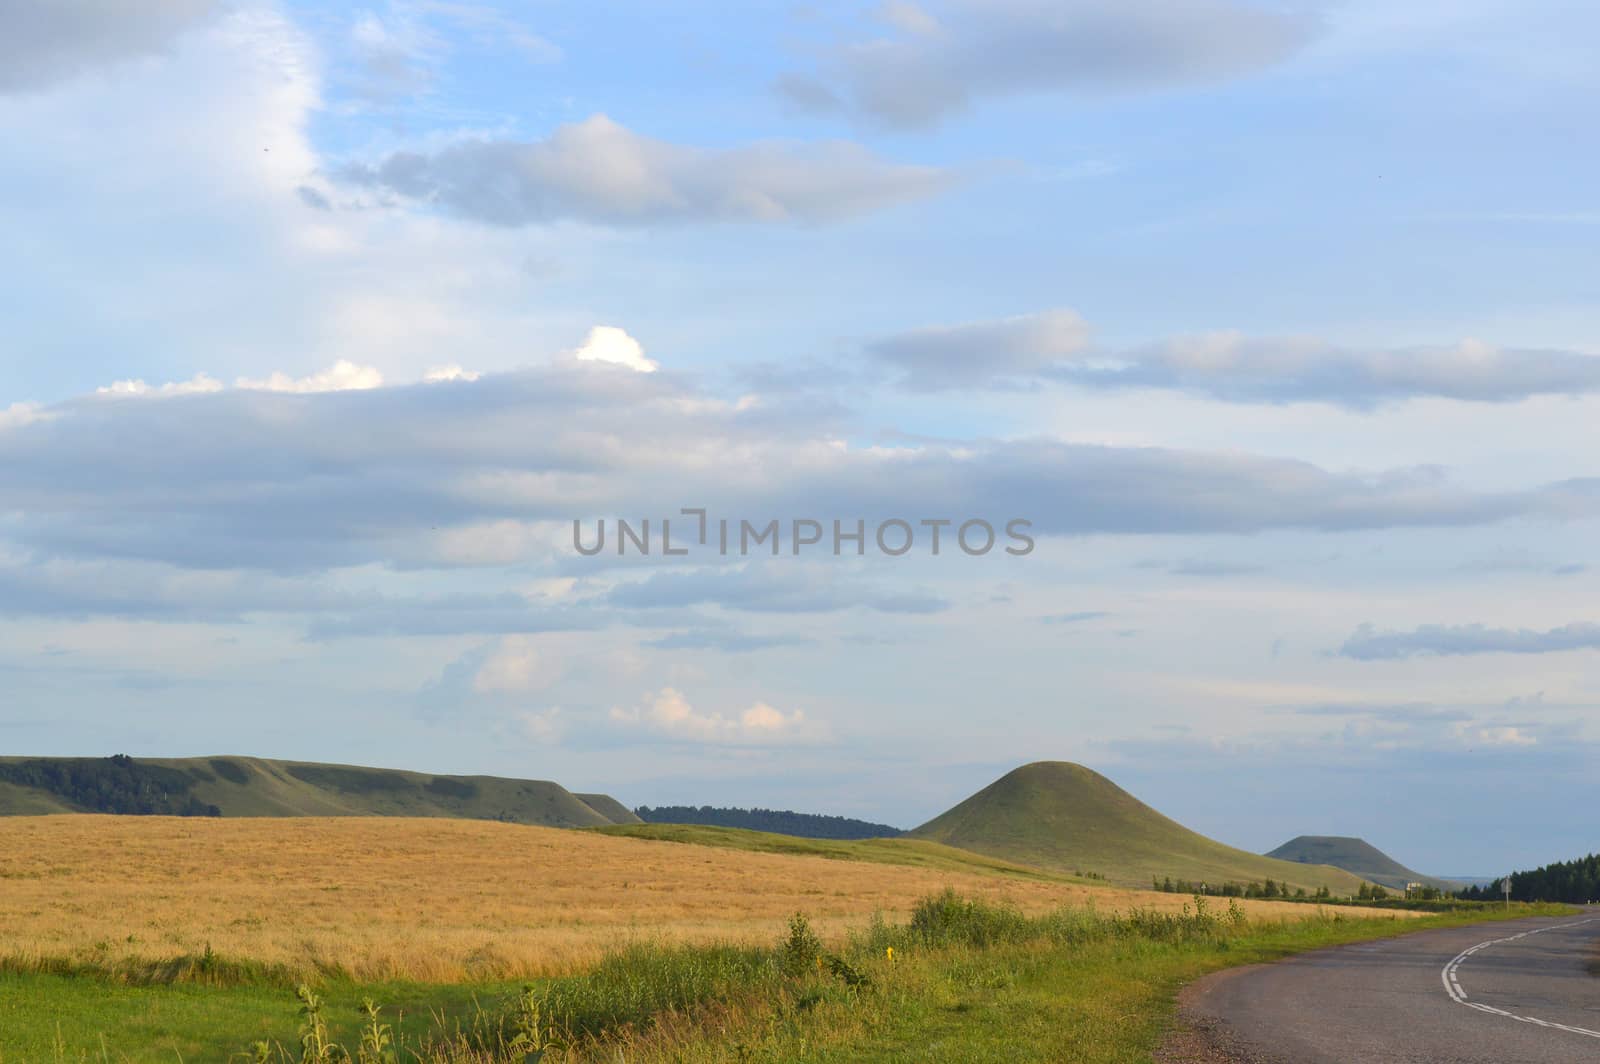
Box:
1179 911 1600 1063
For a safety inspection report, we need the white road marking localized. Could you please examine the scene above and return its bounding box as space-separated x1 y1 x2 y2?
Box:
1439 918 1600 1040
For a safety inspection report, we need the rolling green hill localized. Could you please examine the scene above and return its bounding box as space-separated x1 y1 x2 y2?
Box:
575 793 643 825
909 762 1372 895
1266 835 1461 893
0 755 637 828
592 822 1076 881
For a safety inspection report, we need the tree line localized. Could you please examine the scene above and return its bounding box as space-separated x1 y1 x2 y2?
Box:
1152 876 1335 900
635 805 903 840
1457 853 1600 904
0 755 221 816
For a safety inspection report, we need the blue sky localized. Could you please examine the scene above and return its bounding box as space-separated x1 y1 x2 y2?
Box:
1 0 1597 875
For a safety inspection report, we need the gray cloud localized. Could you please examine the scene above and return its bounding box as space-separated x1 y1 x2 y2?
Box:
869 312 1600 406
0 0 216 93
4 367 1599 585
0 556 371 622
1339 622 1600 661
867 309 1088 390
344 114 952 226
780 0 1311 129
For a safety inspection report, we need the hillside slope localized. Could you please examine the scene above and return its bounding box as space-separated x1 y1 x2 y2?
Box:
910 762 1370 895
575 793 643 825
593 822 1072 881
0 755 621 828
1266 835 1461 892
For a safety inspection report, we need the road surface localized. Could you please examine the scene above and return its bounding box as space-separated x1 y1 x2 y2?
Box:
1173 911 1600 1063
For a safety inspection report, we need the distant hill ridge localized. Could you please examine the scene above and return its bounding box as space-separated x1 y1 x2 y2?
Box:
909 761 1371 894
635 805 903 840
1266 835 1461 893
0 754 637 828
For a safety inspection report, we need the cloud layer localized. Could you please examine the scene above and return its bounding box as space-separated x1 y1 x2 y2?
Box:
869 312 1600 406
6 367 1597 582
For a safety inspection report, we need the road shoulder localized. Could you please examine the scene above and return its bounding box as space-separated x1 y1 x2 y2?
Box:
1154 963 1280 1064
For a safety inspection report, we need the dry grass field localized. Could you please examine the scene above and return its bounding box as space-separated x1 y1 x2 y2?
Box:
0 815 1418 983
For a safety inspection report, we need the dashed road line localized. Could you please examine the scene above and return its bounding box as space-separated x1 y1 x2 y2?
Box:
1439 918 1600 1040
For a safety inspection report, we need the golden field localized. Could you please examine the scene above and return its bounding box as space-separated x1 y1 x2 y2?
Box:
0 815 1417 982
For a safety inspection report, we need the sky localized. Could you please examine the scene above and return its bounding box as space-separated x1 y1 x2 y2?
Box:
1 0 1597 876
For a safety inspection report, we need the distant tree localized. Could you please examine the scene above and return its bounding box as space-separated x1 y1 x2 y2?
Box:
1462 853 1600 904
634 805 903 840
0 755 220 817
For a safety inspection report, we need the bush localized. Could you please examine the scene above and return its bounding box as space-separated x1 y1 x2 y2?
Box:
780 913 823 976
908 890 1031 948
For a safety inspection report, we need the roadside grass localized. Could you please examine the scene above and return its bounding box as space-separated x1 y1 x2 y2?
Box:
1 895 1572 1062
0 973 514 1063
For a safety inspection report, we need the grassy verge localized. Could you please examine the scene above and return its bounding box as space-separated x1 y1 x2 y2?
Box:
0 973 518 1062
3 895 1574 1063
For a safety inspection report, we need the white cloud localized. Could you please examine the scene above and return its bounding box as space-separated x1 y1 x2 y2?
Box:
570 326 658 373
609 687 820 745
91 363 387 398
0 402 51 430
424 364 481 383
96 373 224 398
472 635 560 693
1467 725 1537 747
236 360 385 393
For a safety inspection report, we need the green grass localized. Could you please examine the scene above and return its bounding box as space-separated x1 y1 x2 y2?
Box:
589 822 1084 881
2 895 1574 1063
597 896 1578 1064
573 793 642 825
908 762 1372 894
0 973 518 1063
